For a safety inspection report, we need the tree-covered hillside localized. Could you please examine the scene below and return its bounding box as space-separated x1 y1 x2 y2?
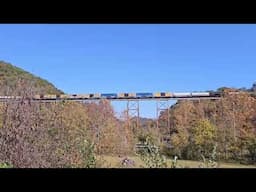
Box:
158 87 256 163
0 61 63 95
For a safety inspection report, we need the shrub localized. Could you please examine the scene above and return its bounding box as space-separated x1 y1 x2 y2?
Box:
0 162 13 168
137 136 167 168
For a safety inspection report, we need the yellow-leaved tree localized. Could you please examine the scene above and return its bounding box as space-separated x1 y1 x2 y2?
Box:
190 119 217 160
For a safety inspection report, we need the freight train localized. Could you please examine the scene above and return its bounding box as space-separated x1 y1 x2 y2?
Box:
27 91 221 100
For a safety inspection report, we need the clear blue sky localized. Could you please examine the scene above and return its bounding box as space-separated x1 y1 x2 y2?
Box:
0 24 255 118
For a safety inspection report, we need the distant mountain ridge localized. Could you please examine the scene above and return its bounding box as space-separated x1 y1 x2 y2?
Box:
0 61 63 95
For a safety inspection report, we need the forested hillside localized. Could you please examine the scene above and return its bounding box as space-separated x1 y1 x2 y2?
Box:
0 61 63 95
158 88 256 163
0 62 135 168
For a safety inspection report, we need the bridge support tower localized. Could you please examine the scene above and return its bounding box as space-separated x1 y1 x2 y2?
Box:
126 100 140 129
156 99 170 130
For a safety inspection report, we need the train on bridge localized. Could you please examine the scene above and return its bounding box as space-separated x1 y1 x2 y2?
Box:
0 91 222 100
34 91 221 100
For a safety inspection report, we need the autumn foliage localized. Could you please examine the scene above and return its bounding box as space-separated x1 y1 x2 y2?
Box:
0 77 256 167
159 89 256 163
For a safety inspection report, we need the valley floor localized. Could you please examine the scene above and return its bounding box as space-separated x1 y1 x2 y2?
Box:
97 155 256 168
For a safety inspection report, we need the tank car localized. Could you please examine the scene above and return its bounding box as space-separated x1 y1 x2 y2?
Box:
191 92 210 97
173 92 192 97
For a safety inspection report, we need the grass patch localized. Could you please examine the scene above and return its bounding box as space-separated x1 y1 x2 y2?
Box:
96 155 256 168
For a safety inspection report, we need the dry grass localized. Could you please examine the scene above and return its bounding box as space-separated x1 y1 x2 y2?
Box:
97 155 256 168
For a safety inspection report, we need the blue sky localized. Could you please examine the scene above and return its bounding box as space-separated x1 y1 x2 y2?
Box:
0 24 255 118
